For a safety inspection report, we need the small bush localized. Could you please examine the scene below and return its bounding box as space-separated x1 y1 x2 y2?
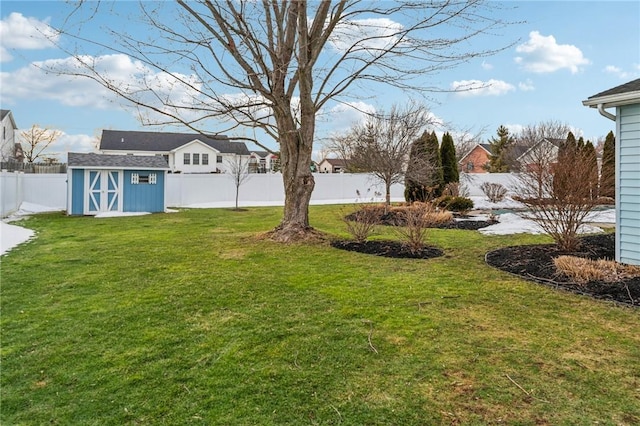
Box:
480 182 508 203
436 196 474 213
342 205 380 242
395 203 450 253
442 182 470 198
553 256 640 284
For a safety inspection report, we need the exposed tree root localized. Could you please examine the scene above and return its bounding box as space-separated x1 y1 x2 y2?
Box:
260 224 330 244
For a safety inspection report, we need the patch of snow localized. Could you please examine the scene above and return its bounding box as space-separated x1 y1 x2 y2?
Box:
1 221 35 255
478 212 604 236
585 209 615 223
469 196 525 210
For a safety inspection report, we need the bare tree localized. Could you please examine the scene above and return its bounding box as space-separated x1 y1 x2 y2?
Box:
226 154 251 210
514 121 572 198
330 102 436 206
513 142 600 251
19 125 62 164
54 1 515 241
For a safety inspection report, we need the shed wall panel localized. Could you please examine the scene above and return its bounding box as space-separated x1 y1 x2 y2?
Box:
123 170 165 212
71 169 85 215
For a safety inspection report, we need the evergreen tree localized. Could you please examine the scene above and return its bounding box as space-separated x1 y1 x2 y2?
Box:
582 140 599 199
487 125 513 172
404 131 430 202
577 136 585 152
426 131 444 198
440 132 459 184
558 131 578 162
600 131 615 198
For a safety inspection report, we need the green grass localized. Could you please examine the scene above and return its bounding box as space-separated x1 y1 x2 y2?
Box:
2 205 639 425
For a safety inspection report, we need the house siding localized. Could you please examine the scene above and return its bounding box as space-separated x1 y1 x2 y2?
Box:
459 146 490 173
618 104 640 265
123 170 166 212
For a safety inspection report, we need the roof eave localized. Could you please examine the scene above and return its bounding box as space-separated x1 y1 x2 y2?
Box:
582 90 640 108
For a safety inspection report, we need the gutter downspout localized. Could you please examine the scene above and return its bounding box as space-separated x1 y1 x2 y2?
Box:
597 103 616 121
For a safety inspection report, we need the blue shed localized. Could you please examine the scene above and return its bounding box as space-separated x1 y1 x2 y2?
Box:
67 152 170 215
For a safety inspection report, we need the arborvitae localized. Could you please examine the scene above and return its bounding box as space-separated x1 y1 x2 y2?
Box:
440 132 459 184
600 131 615 198
559 131 578 162
427 131 444 198
577 136 585 152
404 131 430 203
583 140 599 199
487 125 513 172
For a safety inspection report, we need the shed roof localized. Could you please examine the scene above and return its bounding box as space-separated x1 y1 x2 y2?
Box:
68 152 170 170
100 130 250 155
0 109 17 129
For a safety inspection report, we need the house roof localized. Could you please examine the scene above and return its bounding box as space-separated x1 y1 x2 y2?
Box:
458 143 491 164
320 158 349 167
68 152 170 170
0 109 17 129
583 78 640 108
99 130 250 155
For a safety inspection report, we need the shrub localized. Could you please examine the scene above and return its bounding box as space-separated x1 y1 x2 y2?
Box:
442 182 469 198
436 196 474 213
480 182 508 203
395 203 450 253
553 256 640 284
342 204 380 242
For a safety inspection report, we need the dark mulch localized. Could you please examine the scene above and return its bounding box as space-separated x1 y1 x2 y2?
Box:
486 233 639 307
331 239 444 259
344 211 497 230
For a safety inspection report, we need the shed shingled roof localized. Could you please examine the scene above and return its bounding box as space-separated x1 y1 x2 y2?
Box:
68 152 170 169
100 130 250 155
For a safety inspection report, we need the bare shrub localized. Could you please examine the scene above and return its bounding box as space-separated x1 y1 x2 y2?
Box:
342 205 380 242
442 182 469 198
554 256 640 284
480 182 508 203
395 203 451 253
513 141 601 251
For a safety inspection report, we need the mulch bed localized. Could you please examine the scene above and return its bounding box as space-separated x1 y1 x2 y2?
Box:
344 211 497 230
486 233 639 307
331 239 444 259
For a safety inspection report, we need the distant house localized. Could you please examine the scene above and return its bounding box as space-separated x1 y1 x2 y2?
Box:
318 158 349 173
459 143 491 173
99 130 250 174
515 138 564 172
67 152 170 215
0 109 22 164
583 78 640 266
249 150 279 173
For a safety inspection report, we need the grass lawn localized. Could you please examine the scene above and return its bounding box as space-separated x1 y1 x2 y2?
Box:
1 205 639 425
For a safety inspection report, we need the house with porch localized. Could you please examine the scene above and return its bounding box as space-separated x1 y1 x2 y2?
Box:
249 150 279 173
583 78 640 266
99 130 250 174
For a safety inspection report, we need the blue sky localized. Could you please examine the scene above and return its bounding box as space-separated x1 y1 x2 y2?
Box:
1 1 639 161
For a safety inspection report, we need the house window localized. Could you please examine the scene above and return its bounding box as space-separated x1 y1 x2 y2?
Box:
184 153 190 165
467 162 474 171
193 153 200 165
217 155 223 163
202 153 209 165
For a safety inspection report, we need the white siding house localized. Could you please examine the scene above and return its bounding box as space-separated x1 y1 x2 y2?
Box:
583 78 640 266
1 109 21 163
99 130 250 174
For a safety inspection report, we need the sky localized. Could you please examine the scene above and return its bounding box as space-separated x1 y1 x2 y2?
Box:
1 1 639 161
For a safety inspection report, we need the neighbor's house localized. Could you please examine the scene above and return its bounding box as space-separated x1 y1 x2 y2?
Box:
99 130 250 174
459 140 563 173
0 109 23 164
67 152 170 216
249 150 279 173
318 158 349 173
459 143 491 173
583 78 640 266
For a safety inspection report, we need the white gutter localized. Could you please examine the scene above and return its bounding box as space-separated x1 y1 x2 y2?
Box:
597 103 616 121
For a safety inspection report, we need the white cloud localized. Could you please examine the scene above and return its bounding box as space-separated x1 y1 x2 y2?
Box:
481 61 493 71
451 79 515 97
603 65 640 80
504 124 524 135
0 13 59 62
514 31 590 74
328 18 404 54
518 79 535 91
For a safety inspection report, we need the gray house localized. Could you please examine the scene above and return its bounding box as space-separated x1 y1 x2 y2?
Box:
583 78 640 266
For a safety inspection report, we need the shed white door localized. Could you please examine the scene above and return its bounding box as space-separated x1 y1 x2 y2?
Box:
85 170 122 215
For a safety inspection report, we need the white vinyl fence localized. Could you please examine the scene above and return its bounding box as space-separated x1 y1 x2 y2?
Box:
0 170 517 218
